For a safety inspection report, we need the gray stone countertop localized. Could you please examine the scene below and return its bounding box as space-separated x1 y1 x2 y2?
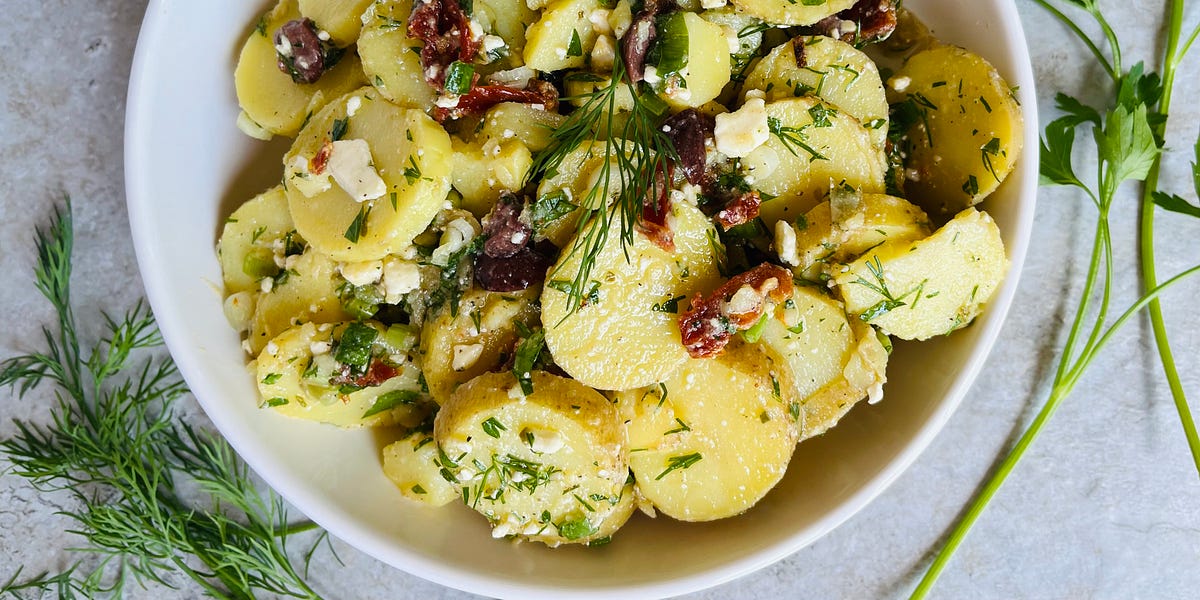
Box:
2 1 1198 598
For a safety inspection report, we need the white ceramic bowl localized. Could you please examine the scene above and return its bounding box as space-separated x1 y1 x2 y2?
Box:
125 2 1037 597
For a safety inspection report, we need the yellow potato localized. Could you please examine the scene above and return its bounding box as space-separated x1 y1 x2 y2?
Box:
833 208 1008 340
298 0 374 45
524 0 602 72
284 88 452 262
382 431 460 506
729 0 854 26
449 137 534 217
419 288 540 404
434 371 628 546
475 103 568 153
617 339 800 521
234 0 366 138
247 248 349 355
255 321 431 428
745 97 885 227
889 44 1024 215
358 0 436 111
757 286 853 413
218 186 296 295
541 202 722 390
741 35 889 150
477 0 539 66
783 189 931 280
797 319 888 441
655 12 732 110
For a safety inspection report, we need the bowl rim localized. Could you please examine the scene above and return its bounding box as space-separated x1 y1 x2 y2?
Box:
124 1 1038 596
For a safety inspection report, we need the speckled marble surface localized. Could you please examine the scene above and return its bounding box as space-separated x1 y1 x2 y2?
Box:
3 1 1199 598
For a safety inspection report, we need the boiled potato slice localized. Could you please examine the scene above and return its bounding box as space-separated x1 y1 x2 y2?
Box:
234 0 366 138
477 0 539 66
741 35 889 150
285 88 453 262
757 286 853 416
420 288 540 404
476 103 568 152
782 189 931 280
450 137 534 217
798 319 888 441
654 12 732 110
383 430 460 506
255 321 430 428
218 186 296 295
729 0 853 26
434 371 628 546
247 248 349 354
358 0 436 111
744 97 885 228
524 0 602 72
298 0 374 45
833 208 1008 340
541 202 722 390
617 339 800 521
889 44 1024 215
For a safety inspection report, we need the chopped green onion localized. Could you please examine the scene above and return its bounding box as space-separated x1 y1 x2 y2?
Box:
444 61 475 96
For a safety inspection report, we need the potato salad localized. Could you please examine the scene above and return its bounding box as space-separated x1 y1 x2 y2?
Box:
220 0 1022 546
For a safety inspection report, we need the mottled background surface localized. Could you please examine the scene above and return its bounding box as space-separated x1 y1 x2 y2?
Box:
2 1 1199 598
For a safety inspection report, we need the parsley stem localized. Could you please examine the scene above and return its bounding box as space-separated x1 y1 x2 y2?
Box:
1030 0 1116 81
1136 0 1200 477
910 263 1200 600
1052 215 1105 384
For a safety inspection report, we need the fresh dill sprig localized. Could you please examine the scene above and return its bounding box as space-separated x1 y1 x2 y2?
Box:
527 59 677 315
911 3 1200 597
0 201 326 599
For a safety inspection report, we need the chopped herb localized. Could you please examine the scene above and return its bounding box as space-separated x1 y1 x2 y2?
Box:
344 204 370 243
655 452 702 480
362 390 419 418
557 517 596 541
334 322 377 373
651 295 686 314
768 117 828 161
665 418 691 435
330 118 349 142
530 190 577 232
261 372 282 385
511 325 546 395
411 484 427 495
567 30 583 57
266 397 289 407
481 416 507 439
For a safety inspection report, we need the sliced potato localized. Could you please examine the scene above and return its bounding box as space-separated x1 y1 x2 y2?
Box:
890 44 1024 215
757 286 854 414
654 12 732 110
743 97 885 228
449 137 534 217
741 35 889 150
524 0 602 72
729 0 853 27
358 0 436 111
382 430 460 506
475 103 568 153
617 339 800 521
419 288 541 404
247 248 349 355
284 88 453 262
783 189 932 280
477 0 539 66
298 0 374 45
541 202 722 390
833 208 1008 340
218 186 296 295
255 321 430 428
434 371 628 546
234 0 366 138
798 319 888 440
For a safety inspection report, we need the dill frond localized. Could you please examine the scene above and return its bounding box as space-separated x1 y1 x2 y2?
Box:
0 200 325 599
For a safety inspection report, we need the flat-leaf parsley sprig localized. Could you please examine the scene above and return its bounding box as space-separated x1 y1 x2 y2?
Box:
910 1 1200 597
0 201 327 599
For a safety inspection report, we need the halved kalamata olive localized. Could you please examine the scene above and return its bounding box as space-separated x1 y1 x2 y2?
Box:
662 109 714 186
482 193 532 259
474 248 553 292
275 18 332 84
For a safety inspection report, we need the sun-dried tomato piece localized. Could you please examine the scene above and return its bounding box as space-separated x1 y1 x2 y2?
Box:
806 0 899 46
638 161 675 252
310 139 334 175
678 263 795 358
431 80 559 121
330 358 400 389
715 191 761 230
408 0 480 88
662 109 715 186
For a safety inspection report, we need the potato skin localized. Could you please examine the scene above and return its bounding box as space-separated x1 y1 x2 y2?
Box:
434 371 629 545
890 45 1024 216
729 0 854 26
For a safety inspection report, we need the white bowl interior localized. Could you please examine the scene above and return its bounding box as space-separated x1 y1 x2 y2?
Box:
124 1 1037 597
